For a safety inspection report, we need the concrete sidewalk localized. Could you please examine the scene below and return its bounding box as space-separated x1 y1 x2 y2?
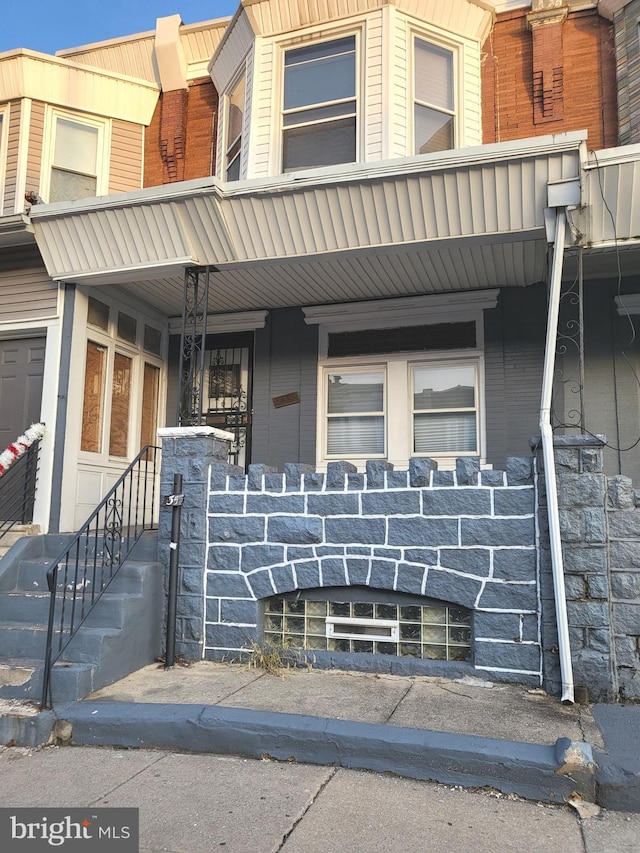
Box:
2 743 640 853
1 662 639 811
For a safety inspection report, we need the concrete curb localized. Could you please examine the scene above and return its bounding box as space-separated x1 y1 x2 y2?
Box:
51 701 594 805
0 708 56 747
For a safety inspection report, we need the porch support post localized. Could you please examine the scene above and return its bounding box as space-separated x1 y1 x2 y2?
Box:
177 266 211 425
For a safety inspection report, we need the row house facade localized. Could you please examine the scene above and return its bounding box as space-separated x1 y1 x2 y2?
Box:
3 0 640 702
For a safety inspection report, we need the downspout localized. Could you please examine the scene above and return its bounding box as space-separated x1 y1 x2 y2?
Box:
540 207 574 704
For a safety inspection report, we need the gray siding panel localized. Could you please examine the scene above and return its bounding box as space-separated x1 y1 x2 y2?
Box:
252 308 318 469
0 248 59 322
484 285 547 467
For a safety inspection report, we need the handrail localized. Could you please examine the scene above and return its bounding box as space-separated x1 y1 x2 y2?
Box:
0 440 41 543
41 445 161 708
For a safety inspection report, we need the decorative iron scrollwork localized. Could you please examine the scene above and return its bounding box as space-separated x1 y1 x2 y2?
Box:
177 267 210 426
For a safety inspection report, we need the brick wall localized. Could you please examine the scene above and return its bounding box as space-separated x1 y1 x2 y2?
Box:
144 78 218 188
482 8 618 149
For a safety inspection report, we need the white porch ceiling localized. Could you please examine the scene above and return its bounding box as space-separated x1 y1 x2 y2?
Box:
29 132 586 319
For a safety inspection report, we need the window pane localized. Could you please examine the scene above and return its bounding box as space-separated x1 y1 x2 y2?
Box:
284 37 355 110
227 76 245 148
81 342 106 453
143 325 162 355
117 311 137 344
87 297 109 330
50 168 97 203
283 117 356 171
415 40 453 111
327 416 384 455
414 411 477 453
140 363 160 451
283 100 356 128
54 118 98 174
413 365 475 410
109 353 132 457
328 372 384 414
414 105 454 155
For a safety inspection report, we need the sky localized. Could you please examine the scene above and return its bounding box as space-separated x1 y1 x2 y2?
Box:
0 1 240 55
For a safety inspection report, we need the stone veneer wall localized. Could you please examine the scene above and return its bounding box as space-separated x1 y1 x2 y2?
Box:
201 456 541 684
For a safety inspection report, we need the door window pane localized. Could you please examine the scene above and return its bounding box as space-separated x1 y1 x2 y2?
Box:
109 353 132 457
81 342 106 453
140 363 159 451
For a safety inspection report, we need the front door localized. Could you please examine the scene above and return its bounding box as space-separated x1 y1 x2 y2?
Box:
0 336 45 520
204 338 252 470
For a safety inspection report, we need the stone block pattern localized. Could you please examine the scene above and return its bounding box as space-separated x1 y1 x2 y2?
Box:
158 432 232 660
536 438 615 702
201 458 541 684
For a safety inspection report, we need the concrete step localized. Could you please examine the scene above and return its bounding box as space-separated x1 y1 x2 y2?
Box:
0 589 142 628
0 622 120 664
0 524 41 560
7 558 151 594
0 658 96 704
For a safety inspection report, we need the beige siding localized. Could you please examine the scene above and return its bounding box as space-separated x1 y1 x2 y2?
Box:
109 120 144 193
460 41 482 148
3 100 21 216
364 10 384 162
0 250 59 322
57 37 157 83
25 101 45 201
389 9 410 158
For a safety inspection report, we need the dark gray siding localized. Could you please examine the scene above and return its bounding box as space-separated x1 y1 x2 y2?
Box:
484 284 548 467
252 308 318 469
614 0 640 145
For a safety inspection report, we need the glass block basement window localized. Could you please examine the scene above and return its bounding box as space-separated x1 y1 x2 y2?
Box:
263 598 471 661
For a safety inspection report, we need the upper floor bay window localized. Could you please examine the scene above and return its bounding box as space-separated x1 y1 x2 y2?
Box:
225 74 245 181
414 38 455 155
283 35 356 172
44 111 109 203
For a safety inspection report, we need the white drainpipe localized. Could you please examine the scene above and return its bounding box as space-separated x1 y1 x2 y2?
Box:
540 207 574 705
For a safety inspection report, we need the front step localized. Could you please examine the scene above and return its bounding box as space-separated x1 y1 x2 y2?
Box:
0 524 41 560
0 532 163 704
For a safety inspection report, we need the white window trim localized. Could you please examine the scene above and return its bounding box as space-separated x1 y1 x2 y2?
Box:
317 350 486 472
275 23 364 175
409 26 462 157
80 296 165 462
40 107 111 204
0 104 9 214
304 290 497 359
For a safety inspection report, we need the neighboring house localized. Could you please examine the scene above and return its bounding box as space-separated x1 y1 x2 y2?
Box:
4 0 640 700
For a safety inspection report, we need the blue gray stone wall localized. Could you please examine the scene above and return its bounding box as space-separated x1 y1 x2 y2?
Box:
536 436 615 702
157 427 232 660
202 456 540 685
607 473 640 700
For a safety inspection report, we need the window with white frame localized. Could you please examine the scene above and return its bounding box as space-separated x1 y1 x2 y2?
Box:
282 35 357 172
225 74 245 181
44 111 109 203
80 296 164 459
319 354 481 468
414 37 455 155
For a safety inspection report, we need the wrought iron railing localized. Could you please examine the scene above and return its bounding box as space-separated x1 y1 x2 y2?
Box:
41 445 161 708
0 440 41 544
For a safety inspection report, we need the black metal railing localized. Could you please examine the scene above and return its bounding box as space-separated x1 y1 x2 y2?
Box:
41 445 161 708
0 439 41 544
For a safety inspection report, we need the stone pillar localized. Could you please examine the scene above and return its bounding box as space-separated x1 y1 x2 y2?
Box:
535 435 615 701
157 426 233 660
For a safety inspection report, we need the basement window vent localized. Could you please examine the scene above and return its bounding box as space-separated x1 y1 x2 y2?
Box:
263 597 471 661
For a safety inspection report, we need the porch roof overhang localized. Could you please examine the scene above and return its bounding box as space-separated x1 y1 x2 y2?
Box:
29 132 587 318
0 214 36 249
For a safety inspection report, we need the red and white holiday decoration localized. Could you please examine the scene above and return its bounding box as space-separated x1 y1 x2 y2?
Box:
0 423 45 478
